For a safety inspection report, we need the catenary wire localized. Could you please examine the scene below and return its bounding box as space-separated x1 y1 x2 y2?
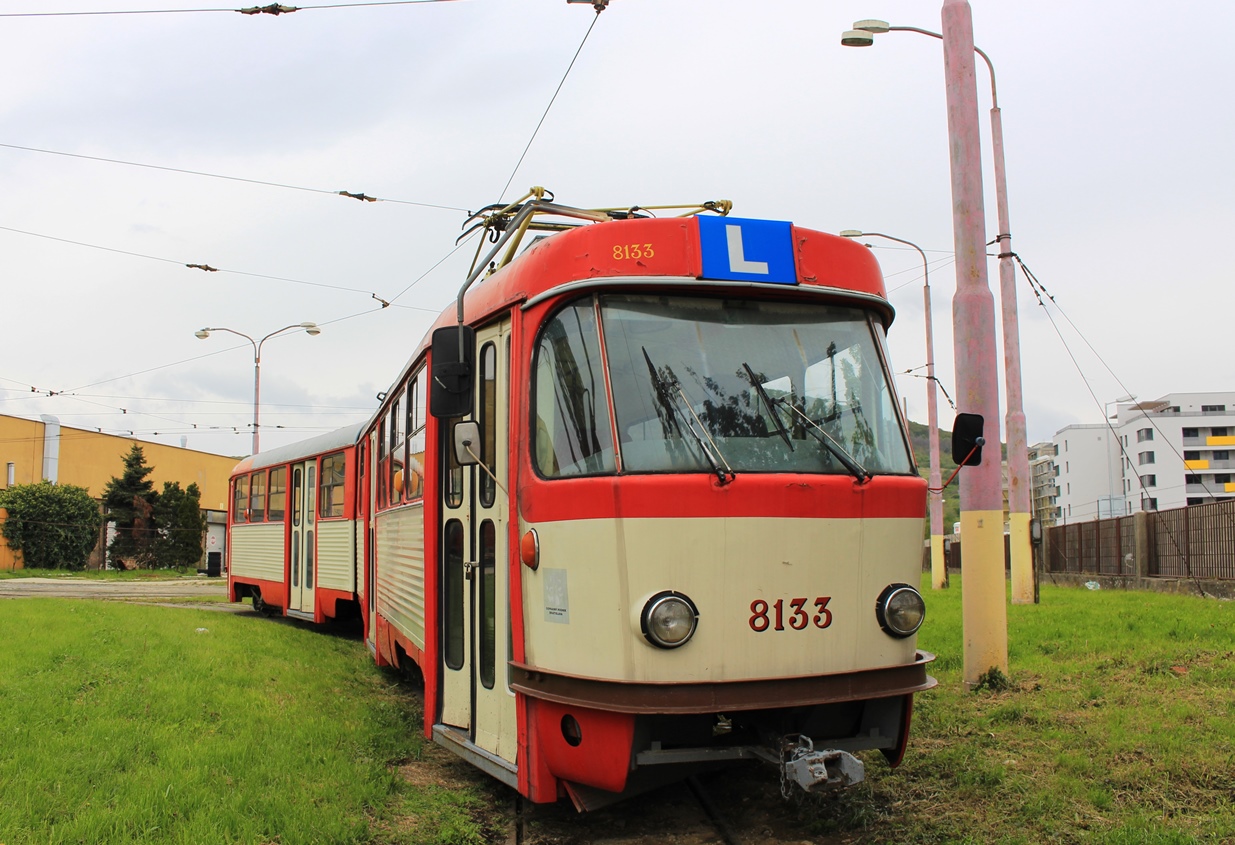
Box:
498 6 604 201
0 0 459 19
0 142 468 212
0 223 443 307
1017 252 1211 595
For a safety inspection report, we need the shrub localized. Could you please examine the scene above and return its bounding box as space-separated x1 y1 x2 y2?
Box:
0 481 103 570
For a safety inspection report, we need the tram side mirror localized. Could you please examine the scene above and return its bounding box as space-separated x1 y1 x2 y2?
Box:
951 413 985 466
453 420 481 467
430 325 475 419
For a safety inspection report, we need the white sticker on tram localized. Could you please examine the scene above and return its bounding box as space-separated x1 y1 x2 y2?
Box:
543 568 570 624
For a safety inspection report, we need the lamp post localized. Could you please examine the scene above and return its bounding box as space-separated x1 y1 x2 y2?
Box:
842 13 1034 606
194 322 321 454
841 230 947 590
843 0 1007 686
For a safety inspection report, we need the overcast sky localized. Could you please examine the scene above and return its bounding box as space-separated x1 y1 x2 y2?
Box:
1 0 1231 459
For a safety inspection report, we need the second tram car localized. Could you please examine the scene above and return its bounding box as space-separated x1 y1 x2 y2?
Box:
228 195 947 809
228 423 363 623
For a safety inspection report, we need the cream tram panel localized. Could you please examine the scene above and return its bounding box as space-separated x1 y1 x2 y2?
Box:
315 520 356 592
376 504 427 650
230 523 285 582
522 515 924 683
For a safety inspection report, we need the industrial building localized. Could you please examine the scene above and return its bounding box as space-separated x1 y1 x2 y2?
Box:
0 414 239 569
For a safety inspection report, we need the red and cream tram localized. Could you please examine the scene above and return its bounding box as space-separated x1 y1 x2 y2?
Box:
228 195 957 808
358 196 939 809
227 423 364 623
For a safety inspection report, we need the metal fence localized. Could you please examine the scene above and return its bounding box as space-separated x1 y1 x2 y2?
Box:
1045 499 1235 580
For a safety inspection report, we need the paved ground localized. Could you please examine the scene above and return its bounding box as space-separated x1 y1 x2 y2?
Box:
0 577 230 603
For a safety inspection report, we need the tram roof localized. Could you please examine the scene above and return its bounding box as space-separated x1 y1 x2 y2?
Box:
231 421 365 475
464 215 887 323
370 214 894 425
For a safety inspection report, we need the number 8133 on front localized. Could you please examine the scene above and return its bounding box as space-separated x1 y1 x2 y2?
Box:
749 597 832 632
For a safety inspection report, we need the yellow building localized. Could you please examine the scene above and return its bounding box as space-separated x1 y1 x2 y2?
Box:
0 414 240 570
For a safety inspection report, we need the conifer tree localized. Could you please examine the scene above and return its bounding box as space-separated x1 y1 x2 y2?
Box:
153 481 206 568
102 444 158 568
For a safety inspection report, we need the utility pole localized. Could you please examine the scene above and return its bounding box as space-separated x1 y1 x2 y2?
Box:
941 0 1008 686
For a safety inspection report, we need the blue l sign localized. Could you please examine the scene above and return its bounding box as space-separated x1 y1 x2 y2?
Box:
698 216 797 284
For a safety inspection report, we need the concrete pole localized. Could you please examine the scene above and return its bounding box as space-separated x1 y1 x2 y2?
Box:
941 0 1008 686
984 64 1034 605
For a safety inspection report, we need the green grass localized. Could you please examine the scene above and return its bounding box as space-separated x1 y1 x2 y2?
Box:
798 577 1235 843
0 600 497 844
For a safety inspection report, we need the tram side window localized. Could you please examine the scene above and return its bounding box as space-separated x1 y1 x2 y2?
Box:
319 451 346 518
249 472 267 523
268 466 287 521
390 392 405 503
405 369 426 501
532 298 616 478
479 343 497 507
232 479 248 524
377 415 389 510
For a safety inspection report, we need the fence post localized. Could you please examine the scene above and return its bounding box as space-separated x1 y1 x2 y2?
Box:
1132 511 1150 589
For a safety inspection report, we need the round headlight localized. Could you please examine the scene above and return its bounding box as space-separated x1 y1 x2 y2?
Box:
876 584 925 638
640 592 699 649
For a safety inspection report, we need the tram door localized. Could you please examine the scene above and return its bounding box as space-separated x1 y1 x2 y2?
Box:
440 320 515 760
364 434 378 644
289 459 317 616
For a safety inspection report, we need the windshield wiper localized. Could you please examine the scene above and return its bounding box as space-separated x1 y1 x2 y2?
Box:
642 347 734 485
781 402 871 483
741 362 793 452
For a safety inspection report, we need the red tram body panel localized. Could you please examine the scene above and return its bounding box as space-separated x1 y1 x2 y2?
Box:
230 206 936 809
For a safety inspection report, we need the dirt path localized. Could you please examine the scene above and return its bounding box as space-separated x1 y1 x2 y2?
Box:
0 576 228 602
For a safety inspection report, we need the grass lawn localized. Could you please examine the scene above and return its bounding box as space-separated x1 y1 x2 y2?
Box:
2 580 1233 844
0 600 500 845
794 578 1235 844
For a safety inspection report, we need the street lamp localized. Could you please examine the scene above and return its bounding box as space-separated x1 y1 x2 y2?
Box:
194 321 321 454
843 14 1034 606
841 230 947 590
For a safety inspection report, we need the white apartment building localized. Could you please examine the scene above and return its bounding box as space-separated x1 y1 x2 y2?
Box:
1028 441 1060 526
1051 392 1235 523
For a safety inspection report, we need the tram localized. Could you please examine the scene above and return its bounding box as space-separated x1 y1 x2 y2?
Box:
227 422 364 623
228 192 962 809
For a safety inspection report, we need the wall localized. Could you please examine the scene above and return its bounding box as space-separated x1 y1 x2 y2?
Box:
0 414 240 568
0 415 238 506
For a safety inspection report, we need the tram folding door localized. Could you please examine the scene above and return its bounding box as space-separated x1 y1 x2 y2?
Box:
438 320 517 764
289 459 317 617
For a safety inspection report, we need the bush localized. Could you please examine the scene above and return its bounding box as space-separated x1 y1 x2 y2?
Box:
0 482 103 570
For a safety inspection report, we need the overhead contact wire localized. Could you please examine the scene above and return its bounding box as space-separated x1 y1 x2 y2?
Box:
499 7 603 201
0 0 459 18
0 143 467 212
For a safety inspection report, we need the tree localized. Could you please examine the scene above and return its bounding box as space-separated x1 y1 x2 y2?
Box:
102 444 158 569
0 481 103 570
153 481 206 569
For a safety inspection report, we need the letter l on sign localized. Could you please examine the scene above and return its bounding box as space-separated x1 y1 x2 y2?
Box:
726 225 768 274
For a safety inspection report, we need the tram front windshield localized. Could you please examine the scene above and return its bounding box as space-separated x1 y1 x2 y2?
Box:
532 293 914 478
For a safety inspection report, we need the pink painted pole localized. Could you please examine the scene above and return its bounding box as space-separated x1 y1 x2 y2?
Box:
988 98 1035 604
941 0 1008 685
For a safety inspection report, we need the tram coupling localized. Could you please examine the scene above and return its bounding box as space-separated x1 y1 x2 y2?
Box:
778 735 865 797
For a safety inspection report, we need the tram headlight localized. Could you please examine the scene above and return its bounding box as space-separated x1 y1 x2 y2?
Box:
640 591 699 649
876 583 925 638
